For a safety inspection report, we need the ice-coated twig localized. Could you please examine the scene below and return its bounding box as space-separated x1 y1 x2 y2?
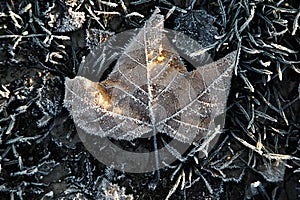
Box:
239 73 254 92
6 135 42 145
98 0 118 7
130 0 151 5
232 132 300 161
217 0 227 28
292 11 300 35
159 0 187 13
10 160 58 176
33 16 52 35
85 4 105 29
45 52 64 64
125 12 144 18
239 4 256 32
0 33 46 39
0 34 70 43
119 0 127 14
94 11 121 16
9 11 23 29
19 3 32 15
165 171 182 200
3 115 15 137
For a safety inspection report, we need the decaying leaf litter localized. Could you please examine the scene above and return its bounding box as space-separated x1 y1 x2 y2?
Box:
0 0 300 199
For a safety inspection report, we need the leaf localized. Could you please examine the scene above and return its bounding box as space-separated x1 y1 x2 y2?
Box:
64 8 237 169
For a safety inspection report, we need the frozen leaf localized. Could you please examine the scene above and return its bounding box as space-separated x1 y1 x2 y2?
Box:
64 8 237 172
256 160 286 182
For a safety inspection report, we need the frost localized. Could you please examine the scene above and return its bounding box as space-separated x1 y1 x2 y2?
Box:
65 0 78 8
55 8 86 32
64 8 237 173
98 178 133 200
85 29 114 50
0 0 298 199
248 180 270 199
256 160 286 182
174 10 218 48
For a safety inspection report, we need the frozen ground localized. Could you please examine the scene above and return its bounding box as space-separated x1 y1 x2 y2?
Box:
0 0 299 199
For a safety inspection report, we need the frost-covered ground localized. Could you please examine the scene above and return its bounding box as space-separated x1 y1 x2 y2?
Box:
0 0 300 199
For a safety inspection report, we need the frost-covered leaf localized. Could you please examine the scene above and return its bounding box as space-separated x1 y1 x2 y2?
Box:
256 160 285 182
64 8 236 171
